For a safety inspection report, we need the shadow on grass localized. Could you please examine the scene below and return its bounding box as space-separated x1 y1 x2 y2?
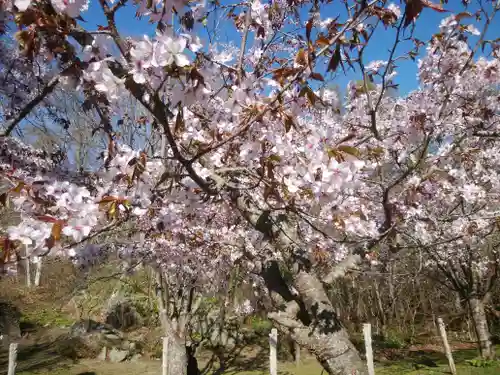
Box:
200 339 270 375
376 347 483 373
0 341 73 375
200 336 303 375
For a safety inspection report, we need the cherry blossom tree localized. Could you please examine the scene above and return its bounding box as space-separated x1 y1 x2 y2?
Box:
1 0 500 373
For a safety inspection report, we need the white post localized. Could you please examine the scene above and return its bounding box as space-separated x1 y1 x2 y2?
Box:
294 341 300 367
25 256 31 287
363 323 375 375
34 258 42 287
269 328 277 375
162 336 169 375
437 317 457 375
8 342 18 375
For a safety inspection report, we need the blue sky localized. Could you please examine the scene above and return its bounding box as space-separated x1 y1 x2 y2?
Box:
79 0 500 96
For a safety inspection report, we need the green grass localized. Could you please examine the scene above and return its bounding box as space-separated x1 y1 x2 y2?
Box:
5 344 500 375
20 308 75 328
13 358 500 375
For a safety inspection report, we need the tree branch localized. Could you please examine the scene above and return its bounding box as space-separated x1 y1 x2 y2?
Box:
2 75 60 136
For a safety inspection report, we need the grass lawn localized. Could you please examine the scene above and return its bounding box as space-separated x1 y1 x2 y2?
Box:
9 357 500 375
2 342 500 375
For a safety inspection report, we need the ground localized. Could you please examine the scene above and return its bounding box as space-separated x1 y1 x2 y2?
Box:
1 340 500 375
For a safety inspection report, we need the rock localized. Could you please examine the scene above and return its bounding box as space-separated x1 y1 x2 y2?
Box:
103 333 121 341
109 347 129 362
70 319 106 336
130 353 142 362
68 319 143 362
97 347 107 361
105 301 144 331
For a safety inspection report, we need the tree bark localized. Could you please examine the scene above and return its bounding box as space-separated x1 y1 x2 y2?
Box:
293 270 367 375
469 297 494 359
373 281 386 337
163 327 188 375
232 196 366 374
263 262 367 375
155 270 188 374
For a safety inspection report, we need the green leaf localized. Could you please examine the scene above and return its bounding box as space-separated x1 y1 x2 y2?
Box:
337 145 360 158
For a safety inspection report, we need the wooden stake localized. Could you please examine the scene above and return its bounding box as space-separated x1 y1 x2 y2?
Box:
269 328 277 375
437 317 457 375
8 342 18 375
34 258 42 287
363 323 375 375
25 246 31 287
162 336 169 375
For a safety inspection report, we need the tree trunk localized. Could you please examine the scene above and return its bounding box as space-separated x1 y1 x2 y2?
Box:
373 281 386 337
155 270 188 375
293 270 367 375
264 262 367 375
163 328 188 375
186 345 200 375
233 197 366 374
469 297 494 359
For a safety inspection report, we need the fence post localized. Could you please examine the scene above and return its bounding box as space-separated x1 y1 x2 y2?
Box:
269 328 277 375
34 258 42 287
8 342 18 375
162 336 169 375
437 317 457 375
363 323 375 375
25 255 31 287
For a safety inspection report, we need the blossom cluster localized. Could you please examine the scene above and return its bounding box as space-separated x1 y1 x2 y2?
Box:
1 0 500 295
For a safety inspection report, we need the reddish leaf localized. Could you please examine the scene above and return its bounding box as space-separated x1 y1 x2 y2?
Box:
315 35 330 47
45 236 56 250
174 109 185 135
284 114 296 133
421 0 447 12
310 72 325 82
257 26 265 38
0 193 8 207
295 48 308 67
306 18 313 42
404 0 424 27
98 195 118 203
36 215 59 223
404 0 447 27
1 237 12 264
137 116 148 125
327 43 341 73
455 12 473 21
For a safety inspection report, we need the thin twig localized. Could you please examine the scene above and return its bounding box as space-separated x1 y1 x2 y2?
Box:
237 7 252 84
